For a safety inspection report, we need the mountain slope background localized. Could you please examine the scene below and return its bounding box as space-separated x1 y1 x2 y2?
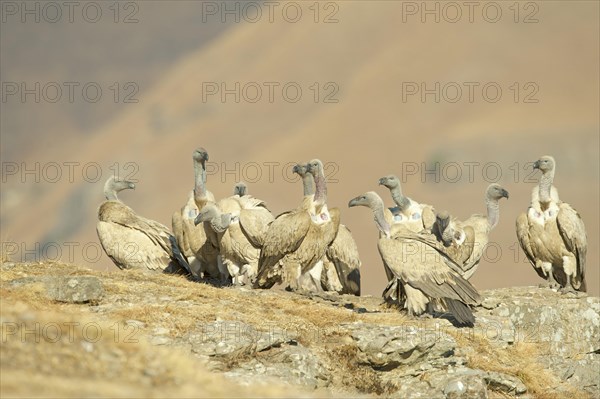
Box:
1 1 598 295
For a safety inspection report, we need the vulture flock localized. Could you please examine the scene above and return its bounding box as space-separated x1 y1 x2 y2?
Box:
97 151 588 327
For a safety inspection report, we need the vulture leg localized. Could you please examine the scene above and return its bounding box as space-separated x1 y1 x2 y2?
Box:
560 278 576 294
541 268 559 289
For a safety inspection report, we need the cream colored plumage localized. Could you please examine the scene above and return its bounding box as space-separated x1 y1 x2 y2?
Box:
293 163 361 295
195 200 274 285
97 177 190 273
196 183 274 285
516 156 587 292
377 174 436 302
432 184 509 280
171 148 219 279
255 160 340 292
378 175 436 233
349 191 480 326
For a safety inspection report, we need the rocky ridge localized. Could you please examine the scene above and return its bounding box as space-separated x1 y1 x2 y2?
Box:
1 261 598 398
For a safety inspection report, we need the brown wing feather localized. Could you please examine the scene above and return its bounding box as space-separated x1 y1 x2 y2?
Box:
326 224 361 295
239 207 275 247
516 212 538 270
255 210 311 287
378 237 480 305
557 203 587 290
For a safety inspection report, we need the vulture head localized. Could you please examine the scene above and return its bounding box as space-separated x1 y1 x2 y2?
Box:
103 176 135 200
194 204 219 225
234 182 247 196
348 191 381 209
533 155 555 174
306 159 324 177
193 147 209 163
435 210 454 246
378 175 400 189
486 184 509 201
292 163 309 177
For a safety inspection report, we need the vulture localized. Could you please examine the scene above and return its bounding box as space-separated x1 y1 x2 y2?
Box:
349 192 480 327
378 175 436 233
195 194 274 285
293 163 361 295
432 184 509 279
255 159 340 292
378 174 436 303
171 148 220 279
97 176 191 274
516 156 587 292
233 182 248 196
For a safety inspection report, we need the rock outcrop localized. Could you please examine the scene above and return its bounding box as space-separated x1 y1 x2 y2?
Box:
1 261 598 398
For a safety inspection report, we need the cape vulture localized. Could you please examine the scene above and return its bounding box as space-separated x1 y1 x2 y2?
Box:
195 193 274 285
378 174 436 303
97 176 191 274
516 156 587 292
432 184 509 279
171 148 220 280
293 163 361 295
349 191 480 327
255 160 340 292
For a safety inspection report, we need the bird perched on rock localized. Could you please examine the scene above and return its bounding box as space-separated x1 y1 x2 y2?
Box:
432 184 509 279
97 176 191 274
516 156 587 292
255 160 340 292
349 191 481 327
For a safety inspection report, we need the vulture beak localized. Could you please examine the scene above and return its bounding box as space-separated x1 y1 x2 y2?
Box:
348 197 360 208
533 160 540 170
194 213 207 226
128 182 136 190
501 189 509 199
378 178 385 186
292 164 300 174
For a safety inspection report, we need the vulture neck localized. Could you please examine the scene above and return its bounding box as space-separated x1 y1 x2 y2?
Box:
193 159 208 203
313 171 327 206
104 181 120 202
441 224 454 245
212 214 231 233
485 197 500 229
372 199 391 237
390 185 411 211
302 173 315 197
538 170 555 206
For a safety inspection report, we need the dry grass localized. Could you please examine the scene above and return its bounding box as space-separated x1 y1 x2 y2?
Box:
0 302 313 398
1 261 593 398
451 332 590 399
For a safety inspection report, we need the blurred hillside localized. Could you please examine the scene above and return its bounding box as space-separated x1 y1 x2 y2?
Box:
1 1 599 296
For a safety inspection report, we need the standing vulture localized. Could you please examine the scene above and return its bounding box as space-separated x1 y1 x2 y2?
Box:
378 175 436 233
171 148 220 279
293 163 361 295
97 176 191 274
378 174 436 303
255 160 340 292
349 192 480 327
432 184 509 279
195 195 274 285
516 156 587 292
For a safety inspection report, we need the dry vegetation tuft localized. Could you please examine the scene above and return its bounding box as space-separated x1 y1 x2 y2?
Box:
451 332 590 399
1 261 592 398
